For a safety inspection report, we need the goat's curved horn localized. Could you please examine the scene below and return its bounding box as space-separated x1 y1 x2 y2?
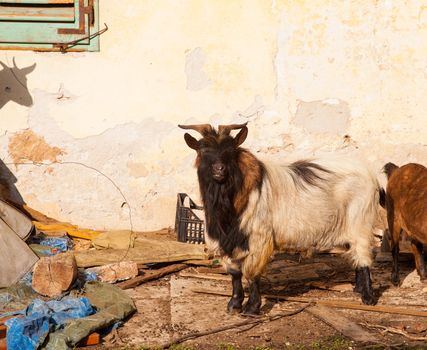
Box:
178 124 213 136
218 122 248 136
12 57 36 75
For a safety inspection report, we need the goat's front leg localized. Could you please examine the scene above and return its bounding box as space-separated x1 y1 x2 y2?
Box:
353 267 363 293
354 266 376 305
227 270 244 313
242 277 261 315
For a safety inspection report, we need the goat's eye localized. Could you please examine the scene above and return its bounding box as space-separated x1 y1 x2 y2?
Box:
200 148 213 156
221 150 234 159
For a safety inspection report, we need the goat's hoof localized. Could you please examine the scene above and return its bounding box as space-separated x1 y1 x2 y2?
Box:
242 303 261 316
227 299 243 314
227 305 242 314
353 285 363 294
391 276 400 286
361 293 376 305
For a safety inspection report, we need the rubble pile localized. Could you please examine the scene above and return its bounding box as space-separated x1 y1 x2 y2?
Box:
0 203 208 350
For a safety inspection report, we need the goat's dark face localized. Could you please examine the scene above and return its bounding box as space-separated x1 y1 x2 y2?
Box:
179 123 248 184
199 137 236 183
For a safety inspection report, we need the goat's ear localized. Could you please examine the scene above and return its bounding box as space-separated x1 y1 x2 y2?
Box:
184 133 200 150
234 126 248 147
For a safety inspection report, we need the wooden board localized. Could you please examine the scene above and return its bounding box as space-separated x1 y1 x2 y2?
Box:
74 238 208 268
306 305 377 342
117 263 188 290
193 288 427 318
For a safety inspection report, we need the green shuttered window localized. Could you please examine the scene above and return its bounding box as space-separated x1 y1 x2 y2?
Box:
0 0 100 51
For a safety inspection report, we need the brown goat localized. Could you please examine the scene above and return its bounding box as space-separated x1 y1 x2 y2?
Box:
383 162 427 285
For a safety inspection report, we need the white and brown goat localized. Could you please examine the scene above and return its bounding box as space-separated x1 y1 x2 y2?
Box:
180 123 381 315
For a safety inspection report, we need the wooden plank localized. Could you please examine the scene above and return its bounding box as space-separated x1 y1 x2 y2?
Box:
24 205 61 225
33 222 101 240
74 238 209 268
0 0 87 44
306 305 377 342
78 332 100 346
179 271 230 282
0 324 5 339
308 281 354 292
192 288 427 318
117 264 188 290
0 5 74 22
1 0 73 4
195 266 226 274
182 259 221 267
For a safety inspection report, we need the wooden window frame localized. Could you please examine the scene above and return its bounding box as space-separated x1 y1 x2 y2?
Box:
0 0 100 52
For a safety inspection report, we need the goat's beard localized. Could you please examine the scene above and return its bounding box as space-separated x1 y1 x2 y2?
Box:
212 173 226 183
197 164 248 257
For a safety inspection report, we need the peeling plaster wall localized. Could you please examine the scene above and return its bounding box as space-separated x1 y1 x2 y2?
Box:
0 0 426 231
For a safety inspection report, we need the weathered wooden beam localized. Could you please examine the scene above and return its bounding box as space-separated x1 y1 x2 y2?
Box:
74 238 208 268
192 288 427 318
306 305 377 342
179 271 230 282
117 264 188 290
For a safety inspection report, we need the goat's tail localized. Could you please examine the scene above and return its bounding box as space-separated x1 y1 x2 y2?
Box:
383 162 399 180
379 187 386 208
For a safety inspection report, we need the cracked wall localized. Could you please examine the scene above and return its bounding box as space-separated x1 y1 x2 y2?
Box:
0 0 426 231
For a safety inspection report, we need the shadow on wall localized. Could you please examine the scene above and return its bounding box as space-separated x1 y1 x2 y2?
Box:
0 159 26 210
0 58 36 109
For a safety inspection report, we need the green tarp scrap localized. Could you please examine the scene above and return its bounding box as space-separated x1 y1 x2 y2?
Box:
92 230 136 250
45 281 136 350
29 244 55 258
74 237 208 268
0 283 36 312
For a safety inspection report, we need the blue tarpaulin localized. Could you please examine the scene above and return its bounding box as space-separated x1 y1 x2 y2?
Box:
29 235 73 256
4 297 94 350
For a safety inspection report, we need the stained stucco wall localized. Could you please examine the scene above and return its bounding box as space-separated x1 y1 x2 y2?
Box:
0 0 426 231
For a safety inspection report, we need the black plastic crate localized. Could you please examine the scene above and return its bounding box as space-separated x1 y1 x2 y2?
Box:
175 193 205 244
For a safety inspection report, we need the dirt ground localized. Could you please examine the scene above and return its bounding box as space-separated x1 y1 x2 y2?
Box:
87 246 427 350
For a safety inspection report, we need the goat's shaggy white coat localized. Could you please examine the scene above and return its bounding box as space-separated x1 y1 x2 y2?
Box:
226 157 380 280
